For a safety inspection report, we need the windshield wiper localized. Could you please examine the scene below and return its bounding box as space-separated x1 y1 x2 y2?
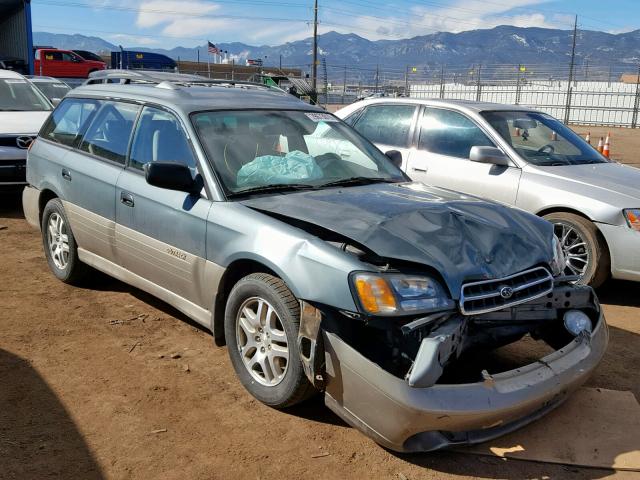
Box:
320 177 396 188
227 183 316 197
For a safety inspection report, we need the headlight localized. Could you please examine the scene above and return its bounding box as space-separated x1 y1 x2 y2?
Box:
550 235 566 276
351 272 451 315
624 209 640 232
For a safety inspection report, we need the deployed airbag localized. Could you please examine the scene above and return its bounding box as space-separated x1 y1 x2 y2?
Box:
237 150 323 186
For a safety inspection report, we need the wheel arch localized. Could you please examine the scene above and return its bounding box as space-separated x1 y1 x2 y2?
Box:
212 258 283 346
536 205 594 222
38 188 60 225
537 206 612 282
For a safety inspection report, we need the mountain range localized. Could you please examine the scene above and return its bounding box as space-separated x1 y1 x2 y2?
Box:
34 26 640 77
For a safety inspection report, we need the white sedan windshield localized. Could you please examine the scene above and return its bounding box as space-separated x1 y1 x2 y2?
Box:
482 111 608 166
0 79 52 112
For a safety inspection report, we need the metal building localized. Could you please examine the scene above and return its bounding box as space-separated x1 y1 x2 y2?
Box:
0 0 34 74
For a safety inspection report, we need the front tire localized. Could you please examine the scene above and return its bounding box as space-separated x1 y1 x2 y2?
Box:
41 198 88 284
224 273 315 408
543 212 610 288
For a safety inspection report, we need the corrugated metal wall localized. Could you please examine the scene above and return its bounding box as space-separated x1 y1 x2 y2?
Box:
0 2 32 72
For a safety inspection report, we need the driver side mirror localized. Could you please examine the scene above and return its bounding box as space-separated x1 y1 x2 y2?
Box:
385 150 403 168
469 146 510 166
144 162 199 193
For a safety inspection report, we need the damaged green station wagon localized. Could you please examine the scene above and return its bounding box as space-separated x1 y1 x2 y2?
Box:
23 79 608 452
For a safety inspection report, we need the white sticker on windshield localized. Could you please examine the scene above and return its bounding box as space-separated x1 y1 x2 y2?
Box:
305 112 338 122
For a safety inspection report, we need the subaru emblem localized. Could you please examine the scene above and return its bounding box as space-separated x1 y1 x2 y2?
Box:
499 286 514 299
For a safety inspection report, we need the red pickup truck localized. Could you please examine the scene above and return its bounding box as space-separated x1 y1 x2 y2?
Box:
34 48 106 78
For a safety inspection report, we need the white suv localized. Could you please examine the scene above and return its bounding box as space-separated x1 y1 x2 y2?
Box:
0 69 52 186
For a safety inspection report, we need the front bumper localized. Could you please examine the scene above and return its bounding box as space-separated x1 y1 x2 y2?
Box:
322 312 608 452
0 147 27 185
598 222 640 281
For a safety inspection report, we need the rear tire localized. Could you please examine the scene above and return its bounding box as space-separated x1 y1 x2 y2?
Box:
543 212 610 288
224 273 316 408
41 198 89 284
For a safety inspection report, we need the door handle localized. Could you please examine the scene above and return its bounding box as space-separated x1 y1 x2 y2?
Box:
61 168 72 181
120 192 135 208
411 167 428 173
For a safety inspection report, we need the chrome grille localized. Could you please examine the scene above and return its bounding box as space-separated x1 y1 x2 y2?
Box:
460 267 553 315
0 135 35 149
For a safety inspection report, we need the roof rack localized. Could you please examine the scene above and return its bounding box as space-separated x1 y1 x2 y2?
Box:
85 69 284 92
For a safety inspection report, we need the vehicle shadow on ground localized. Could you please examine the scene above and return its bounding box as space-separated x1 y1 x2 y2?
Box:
394 450 619 480
596 280 640 308
0 191 24 220
0 348 105 479
80 271 213 335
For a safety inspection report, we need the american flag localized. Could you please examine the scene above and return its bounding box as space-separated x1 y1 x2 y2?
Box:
208 41 220 55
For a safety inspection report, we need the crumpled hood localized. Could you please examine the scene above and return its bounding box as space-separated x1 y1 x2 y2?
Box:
241 182 554 298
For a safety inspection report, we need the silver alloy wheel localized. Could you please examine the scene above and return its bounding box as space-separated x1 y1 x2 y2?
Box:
235 297 289 387
47 212 70 270
553 221 589 277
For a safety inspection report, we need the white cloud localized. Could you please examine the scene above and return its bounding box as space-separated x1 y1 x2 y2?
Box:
136 0 223 35
127 0 581 46
107 33 161 45
133 0 310 45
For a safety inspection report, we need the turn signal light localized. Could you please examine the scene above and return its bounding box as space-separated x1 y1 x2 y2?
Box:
354 274 397 314
624 209 640 232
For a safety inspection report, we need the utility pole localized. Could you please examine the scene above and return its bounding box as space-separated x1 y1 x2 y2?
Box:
439 65 445 99
342 64 347 104
564 15 578 124
404 65 409 96
311 0 318 97
279 54 282 70
515 64 522 104
475 64 482 101
584 58 589 81
375 64 379 93
632 63 640 128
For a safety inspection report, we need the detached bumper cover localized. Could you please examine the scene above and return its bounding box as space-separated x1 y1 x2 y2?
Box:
322 313 608 452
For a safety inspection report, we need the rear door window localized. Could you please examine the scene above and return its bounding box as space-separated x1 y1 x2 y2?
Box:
79 101 140 164
40 98 99 147
351 104 416 148
418 108 495 159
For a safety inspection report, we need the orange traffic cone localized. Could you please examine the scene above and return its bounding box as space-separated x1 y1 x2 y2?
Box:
597 137 604 153
603 133 611 158
585 131 591 145
551 131 558 141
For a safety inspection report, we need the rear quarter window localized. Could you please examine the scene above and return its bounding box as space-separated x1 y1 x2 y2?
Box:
40 98 99 147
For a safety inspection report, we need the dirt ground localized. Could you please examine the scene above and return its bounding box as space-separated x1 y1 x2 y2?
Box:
1 128 640 479
571 125 640 167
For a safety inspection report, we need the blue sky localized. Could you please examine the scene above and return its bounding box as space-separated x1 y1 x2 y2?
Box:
31 0 639 48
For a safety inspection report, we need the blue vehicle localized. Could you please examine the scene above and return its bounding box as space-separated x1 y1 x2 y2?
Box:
110 50 176 71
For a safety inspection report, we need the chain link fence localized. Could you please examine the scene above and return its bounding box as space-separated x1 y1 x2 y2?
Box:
173 58 640 128
311 62 640 128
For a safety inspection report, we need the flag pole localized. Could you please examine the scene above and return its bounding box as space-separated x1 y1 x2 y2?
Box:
207 41 211 78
